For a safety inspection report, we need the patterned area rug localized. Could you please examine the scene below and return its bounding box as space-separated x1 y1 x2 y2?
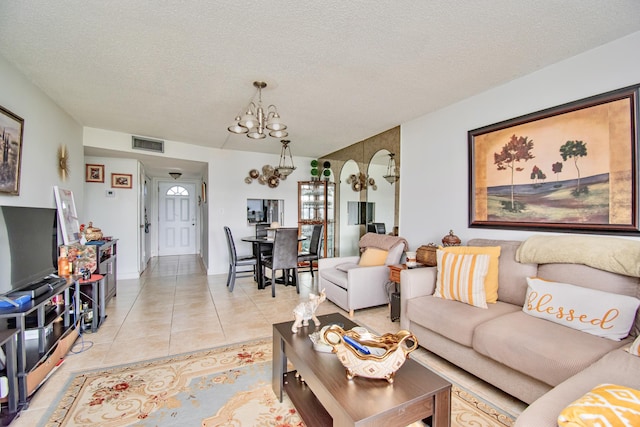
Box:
42 338 515 427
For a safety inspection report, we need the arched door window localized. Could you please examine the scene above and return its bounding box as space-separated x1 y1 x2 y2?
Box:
166 185 189 196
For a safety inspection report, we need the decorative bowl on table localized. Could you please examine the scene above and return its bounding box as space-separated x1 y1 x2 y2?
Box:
323 325 418 383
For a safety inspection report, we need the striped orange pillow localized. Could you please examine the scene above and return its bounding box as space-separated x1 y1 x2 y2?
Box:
434 250 490 308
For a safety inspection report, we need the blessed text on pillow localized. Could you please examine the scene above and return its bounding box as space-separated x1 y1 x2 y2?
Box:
524 277 640 341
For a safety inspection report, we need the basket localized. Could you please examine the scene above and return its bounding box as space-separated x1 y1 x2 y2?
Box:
416 244 438 266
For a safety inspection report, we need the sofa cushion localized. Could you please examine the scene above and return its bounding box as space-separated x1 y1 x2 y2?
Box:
440 245 501 303
335 263 360 273
523 277 640 340
359 248 388 266
467 239 537 306
435 251 490 308
473 311 628 387
407 296 519 347
515 349 640 427
320 268 348 290
557 383 640 427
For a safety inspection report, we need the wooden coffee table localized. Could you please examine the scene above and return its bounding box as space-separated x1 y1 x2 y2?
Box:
272 312 451 426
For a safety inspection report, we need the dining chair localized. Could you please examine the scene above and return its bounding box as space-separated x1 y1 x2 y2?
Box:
223 226 257 292
255 223 269 238
262 227 299 297
367 222 386 234
298 224 323 277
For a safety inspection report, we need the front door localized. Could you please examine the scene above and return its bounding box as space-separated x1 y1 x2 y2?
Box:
158 181 197 256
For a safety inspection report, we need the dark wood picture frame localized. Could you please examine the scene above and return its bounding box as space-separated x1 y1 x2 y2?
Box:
85 164 105 183
469 84 639 234
0 105 24 195
111 173 133 189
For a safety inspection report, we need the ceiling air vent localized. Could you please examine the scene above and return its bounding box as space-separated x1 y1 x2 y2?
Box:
132 136 164 153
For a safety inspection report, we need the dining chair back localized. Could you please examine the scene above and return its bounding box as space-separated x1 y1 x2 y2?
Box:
367 222 386 234
224 226 257 292
298 224 323 277
262 227 299 297
255 223 269 238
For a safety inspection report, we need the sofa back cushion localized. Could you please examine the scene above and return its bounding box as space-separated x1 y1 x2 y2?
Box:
467 239 537 306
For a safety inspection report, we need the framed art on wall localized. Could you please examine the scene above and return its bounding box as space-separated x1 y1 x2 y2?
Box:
468 84 639 234
53 186 81 244
111 173 132 189
0 105 24 195
85 164 105 182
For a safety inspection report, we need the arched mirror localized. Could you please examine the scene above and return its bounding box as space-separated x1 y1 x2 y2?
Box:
339 159 361 256
366 149 395 235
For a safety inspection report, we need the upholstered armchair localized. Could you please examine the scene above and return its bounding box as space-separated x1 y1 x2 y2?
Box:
319 233 408 317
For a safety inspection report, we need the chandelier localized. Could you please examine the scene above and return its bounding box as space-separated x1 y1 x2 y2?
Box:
276 140 296 177
383 153 400 184
227 81 288 139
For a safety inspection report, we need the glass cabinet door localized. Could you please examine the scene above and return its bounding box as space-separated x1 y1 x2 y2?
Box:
298 181 335 258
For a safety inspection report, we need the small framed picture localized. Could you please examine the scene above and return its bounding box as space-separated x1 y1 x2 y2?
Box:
85 164 105 183
111 173 132 189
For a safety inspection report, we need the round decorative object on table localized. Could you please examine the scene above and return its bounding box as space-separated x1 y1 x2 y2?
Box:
323 325 418 383
442 230 461 246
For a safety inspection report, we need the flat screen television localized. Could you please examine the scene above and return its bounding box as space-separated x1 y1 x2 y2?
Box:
0 205 59 297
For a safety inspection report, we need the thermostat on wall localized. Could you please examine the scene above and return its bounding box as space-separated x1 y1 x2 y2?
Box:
106 190 115 198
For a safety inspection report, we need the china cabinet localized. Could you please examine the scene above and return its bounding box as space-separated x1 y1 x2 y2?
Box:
298 181 335 258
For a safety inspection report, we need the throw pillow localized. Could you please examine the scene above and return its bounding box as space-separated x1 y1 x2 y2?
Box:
358 248 389 266
434 250 490 309
627 335 640 357
524 277 640 341
558 383 640 427
440 245 501 303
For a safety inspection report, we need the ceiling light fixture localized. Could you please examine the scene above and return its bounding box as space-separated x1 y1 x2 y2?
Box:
276 139 296 177
169 172 182 180
383 153 400 184
227 81 288 140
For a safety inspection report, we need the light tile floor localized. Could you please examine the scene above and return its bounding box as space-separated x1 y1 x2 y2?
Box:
10 255 527 426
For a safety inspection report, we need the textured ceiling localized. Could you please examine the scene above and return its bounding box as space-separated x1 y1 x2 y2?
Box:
1 1 640 176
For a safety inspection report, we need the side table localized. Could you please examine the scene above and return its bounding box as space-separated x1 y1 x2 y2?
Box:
388 263 427 322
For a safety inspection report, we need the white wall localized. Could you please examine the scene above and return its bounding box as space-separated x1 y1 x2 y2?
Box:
400 31 640 249
207 149 313 274
83 155 140 279
84 127 313 276
0 54 84 211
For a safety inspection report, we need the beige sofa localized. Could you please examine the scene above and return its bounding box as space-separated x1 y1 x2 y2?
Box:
400 237 640 426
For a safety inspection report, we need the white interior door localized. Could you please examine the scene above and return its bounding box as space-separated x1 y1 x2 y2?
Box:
158 181 197 256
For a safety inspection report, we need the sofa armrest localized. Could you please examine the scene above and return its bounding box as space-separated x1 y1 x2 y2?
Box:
400 267 437 329
318 256 360 270
346 265 392 308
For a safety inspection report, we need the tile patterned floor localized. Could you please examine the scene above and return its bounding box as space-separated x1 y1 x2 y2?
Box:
10 255 527 426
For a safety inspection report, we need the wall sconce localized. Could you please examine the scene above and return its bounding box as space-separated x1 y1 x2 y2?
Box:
347 172 376 192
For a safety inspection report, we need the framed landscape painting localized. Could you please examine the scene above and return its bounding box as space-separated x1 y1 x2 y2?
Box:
0 105 24 195
468 84 639 234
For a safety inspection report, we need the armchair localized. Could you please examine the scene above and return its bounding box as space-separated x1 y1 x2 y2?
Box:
318 233 408 317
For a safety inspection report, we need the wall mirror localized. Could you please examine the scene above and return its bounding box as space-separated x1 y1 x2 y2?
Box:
247 199 284 224
367 149 395 234
339 160 361 256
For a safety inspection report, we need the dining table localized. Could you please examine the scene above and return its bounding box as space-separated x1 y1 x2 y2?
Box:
241 235 306 289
